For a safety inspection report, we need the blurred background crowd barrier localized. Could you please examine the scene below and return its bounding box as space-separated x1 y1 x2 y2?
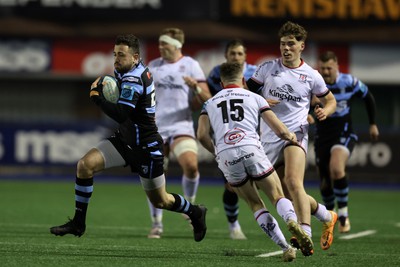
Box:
0 0 399 184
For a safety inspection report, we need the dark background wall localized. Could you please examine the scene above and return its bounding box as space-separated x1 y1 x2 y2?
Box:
0 0 399 184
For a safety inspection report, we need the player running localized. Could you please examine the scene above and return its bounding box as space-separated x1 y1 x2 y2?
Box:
50 34 207 242
311 50 379 233
198 61 314 262
246 21 338 254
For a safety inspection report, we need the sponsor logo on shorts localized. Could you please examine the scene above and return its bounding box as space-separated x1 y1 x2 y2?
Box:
141 165 148 174
225 152 254 166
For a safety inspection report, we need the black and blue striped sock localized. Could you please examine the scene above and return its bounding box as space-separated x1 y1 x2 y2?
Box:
223 188 239 223
334 176 349 209
170 193 200 218
73 177 93 225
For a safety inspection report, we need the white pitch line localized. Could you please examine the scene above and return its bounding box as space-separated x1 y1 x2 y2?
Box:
256 250 283 258
256 230 377 258
339 230 376 240
395 222 400 228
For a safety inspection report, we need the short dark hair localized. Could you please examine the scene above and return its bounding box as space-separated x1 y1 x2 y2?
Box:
319 51 338 63
225 39 246 54
115 34 140 54
220 62 243 83
278 21 308 42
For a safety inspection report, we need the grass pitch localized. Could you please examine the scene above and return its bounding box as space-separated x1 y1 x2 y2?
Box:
1 179 399 266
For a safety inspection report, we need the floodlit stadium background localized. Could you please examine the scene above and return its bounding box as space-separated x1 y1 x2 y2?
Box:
0 0 399 185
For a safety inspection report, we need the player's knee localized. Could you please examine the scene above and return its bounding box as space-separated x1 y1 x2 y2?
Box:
77 157 97 175
284 176 302 192
330 169 345 179
173 138 198 156
183 162 198 177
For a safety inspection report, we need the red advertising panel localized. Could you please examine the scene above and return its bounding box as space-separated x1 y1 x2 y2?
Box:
50 38 350 76
317 44 349 73
52 38 114 76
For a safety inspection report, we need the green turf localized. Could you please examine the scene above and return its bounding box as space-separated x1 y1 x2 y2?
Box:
1 180 399 266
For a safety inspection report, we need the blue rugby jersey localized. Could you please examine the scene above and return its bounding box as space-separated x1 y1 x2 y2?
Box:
113 60 160 146
207 62 257 96
315 72 368 137
328 73 368 118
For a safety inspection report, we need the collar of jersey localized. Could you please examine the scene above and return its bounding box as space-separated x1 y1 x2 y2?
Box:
223 84 241 89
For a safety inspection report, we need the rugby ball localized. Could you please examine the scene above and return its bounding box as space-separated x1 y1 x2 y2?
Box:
101 75 119 104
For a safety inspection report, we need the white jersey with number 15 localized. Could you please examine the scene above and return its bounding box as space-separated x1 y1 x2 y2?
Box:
201 87 270 154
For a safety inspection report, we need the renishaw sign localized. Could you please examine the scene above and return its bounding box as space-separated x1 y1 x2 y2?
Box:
229 0 400 20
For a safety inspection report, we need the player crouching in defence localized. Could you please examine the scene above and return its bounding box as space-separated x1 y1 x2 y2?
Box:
197 62 313 261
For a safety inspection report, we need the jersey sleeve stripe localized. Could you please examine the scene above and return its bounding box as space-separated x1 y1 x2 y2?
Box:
118 100 136 108
316 89 330 98
260 106 271 113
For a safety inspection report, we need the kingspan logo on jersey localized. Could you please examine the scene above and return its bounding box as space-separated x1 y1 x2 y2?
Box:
156 75 184 90
269 84 301 102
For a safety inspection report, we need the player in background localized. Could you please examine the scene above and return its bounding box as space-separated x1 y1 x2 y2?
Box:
198 62 312 262
310 50 379 233
207 39 257 95
206 39 257 240
146 27 212 239
50 34 207 242
246 21 338 255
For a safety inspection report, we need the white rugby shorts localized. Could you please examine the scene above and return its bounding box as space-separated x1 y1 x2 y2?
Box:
216 145 274 186
158 120 195 143
263 130 309 166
